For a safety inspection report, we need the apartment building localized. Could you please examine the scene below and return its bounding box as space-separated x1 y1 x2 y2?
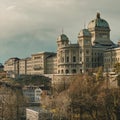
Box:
4 52 56 77
26 57 33 75
46 54 57 74
31 52 56 75
19 59 27 75
4 57 20 78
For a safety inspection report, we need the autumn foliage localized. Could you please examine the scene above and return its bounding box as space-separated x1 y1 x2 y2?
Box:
46 74 120 120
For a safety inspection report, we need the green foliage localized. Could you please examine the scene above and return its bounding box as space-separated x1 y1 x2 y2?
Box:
14 75 51 89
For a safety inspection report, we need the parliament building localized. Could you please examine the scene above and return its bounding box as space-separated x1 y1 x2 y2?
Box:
4 13 120 77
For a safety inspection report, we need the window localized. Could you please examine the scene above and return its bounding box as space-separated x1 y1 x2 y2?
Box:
86 57 89 62
66 56 69 62
86 49 89 54
66 50 69 54
80 50 82 54
66 69 69 74
95 58 96 62
34 56 41 59
85 40 90 44
86 64 89 68
73 56 76 62
72 50 76 54
61 69 64 74
72 69 76 73
61 57 64 62
80 57 82 61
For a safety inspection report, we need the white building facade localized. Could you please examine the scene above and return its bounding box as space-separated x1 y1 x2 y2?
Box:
22 86 43 103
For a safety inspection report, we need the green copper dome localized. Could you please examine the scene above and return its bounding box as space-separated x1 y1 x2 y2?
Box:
58 34 69 41
88 13 110 29
78 29 91 37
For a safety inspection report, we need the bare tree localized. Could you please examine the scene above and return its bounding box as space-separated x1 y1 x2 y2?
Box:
0 86 26 120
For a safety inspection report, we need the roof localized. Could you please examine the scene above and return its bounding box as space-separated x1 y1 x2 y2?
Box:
26 107 46 113
57 34 69 41
0 63 4 67
46 54 57 59
78 29 91 37
88 13 110 29
4 57 20 64
32 52 56 56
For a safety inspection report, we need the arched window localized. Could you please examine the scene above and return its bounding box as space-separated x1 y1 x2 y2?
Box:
61 69 64 74
65 69 69 74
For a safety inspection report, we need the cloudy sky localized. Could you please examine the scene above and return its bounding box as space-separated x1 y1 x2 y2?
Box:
0 0 120 63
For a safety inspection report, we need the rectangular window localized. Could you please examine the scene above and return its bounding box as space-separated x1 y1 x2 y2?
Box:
86 57 89 62
80 50 82 54
73 56 76 62
80 57 82 61
66 56 69 62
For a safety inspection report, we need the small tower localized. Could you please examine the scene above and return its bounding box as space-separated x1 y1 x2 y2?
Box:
78 29 91 47
78 29 92 73
57 34 69 49
56 34 69 74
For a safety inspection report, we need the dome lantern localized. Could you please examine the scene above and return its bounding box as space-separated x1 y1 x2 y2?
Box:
96 12 100 19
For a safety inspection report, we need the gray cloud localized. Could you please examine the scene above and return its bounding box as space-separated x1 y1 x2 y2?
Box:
0 0 120 63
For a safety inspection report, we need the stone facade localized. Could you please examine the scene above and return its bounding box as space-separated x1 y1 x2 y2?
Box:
26 57 33 75
56 13 115 74
4 57 20 78
31 52 56 75
19 59 27 75
4 52 56 77
46 54 57 74
104 47 120 72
